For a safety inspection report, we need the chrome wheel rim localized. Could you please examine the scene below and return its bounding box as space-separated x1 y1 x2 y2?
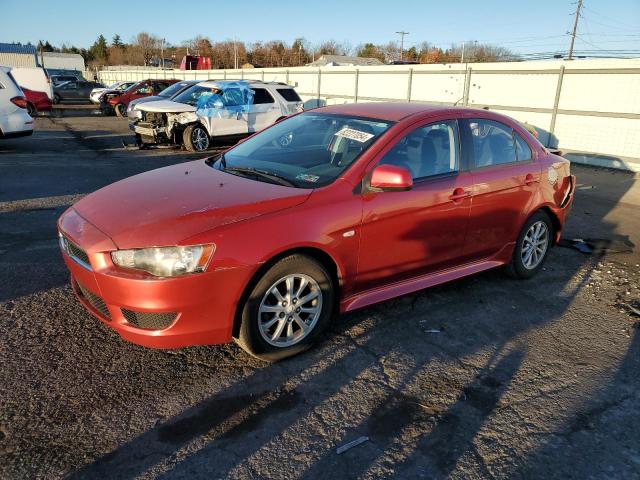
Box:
258 273 323 347
192 128 209 151
521 221 549 270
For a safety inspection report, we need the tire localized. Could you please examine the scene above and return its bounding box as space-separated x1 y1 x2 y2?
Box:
114 103 127 117
183 124 211 152
53 94 61 105
26 103 37 117
236 254 335 362
506 210 553 279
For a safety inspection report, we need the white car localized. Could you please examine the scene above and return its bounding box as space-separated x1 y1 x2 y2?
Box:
90 81 136 104
129 80 303 152
0 66 34 139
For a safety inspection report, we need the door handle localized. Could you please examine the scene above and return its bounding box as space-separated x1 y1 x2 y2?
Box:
449 188 471 202
524 174 540 186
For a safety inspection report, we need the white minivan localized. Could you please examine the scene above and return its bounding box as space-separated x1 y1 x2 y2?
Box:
9 67 54 101
0 66 34 138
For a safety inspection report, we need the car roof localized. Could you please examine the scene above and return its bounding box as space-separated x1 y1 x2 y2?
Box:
315 103 500 122
194 80 292 89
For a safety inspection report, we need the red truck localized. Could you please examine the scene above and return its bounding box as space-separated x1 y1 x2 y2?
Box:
105 79 178 117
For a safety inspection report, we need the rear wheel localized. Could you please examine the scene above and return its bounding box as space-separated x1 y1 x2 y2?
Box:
53 94 61 104
26 103 37 117
114 103 127 117
183 124 210 152
236 255 335 362
506 210 553 279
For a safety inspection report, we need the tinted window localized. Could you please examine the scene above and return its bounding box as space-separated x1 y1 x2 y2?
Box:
276 88 302 102
515 132 532 161
468 119 518 167
379 121 459 179
251 88 274 104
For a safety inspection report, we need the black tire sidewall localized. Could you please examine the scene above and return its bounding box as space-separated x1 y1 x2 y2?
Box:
183 125 209 152
53 95 60 104
27 103 37 117
510 211 553 279
115 104 126 117
238 255 335 361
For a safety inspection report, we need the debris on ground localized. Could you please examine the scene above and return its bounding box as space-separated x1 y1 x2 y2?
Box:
558 238 635 254
336 436 369 454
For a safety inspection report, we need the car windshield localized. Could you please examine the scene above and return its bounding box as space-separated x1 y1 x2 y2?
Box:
159 81 192 98
172 85 220 106
217 113 392 188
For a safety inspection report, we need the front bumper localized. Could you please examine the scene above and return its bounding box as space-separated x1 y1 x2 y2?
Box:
58 208 252 349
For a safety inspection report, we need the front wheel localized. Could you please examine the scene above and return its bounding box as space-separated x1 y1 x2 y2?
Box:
236 255 335 362
506 210 553 279
26 103 37 117
182 124 211 152
114 103 127 117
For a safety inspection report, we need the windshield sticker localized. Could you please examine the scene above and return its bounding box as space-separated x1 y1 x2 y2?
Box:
296 173 320 183
335 127 375 143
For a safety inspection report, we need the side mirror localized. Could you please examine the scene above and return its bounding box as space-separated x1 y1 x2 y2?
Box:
369 164 413 192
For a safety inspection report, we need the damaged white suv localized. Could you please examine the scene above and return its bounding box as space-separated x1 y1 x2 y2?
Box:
129 80 303 152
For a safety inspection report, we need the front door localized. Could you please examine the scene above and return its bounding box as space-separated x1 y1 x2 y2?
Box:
461 118 541 261
356 120 472 291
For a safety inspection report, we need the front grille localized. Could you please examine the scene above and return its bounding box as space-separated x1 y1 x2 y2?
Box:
60 234 91 269
76 281 111 320
121 309 177 330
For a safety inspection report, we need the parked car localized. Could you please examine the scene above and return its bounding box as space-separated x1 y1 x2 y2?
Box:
126 80 202 120
9 67 53 101
22 87 53 116
0 66 33 139
53 80 103 104
105 79 178 117
89 81 136 104
58 103 575 361
129 80 304 151
50 74 80 86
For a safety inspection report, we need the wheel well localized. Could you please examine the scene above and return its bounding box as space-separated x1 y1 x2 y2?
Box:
538 206 562 242
231 247 341 338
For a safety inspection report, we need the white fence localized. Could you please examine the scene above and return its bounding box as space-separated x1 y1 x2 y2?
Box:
99 59 640 171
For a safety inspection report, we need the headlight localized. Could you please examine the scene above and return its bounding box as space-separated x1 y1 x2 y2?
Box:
134 109 142 118
111 244 215 277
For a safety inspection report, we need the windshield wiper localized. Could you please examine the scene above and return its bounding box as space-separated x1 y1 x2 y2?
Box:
224 166 297 187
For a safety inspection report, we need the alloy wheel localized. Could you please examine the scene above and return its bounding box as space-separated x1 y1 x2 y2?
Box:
192 127 210 151
258 273 323 347
521 220 549 270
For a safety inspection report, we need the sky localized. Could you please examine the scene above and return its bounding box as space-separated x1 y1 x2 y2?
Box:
1 0 639 56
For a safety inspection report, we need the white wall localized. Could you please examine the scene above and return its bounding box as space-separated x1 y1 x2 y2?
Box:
98 59 640 170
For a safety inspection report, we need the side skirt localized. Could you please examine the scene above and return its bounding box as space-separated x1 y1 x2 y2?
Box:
340 244 515 313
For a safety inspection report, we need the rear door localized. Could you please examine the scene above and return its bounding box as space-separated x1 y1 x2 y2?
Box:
461 118 541 261
356 119 473 291
248 88 281 132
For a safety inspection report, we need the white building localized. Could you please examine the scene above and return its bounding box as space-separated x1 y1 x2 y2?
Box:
42 52 85 72
0 43 38 68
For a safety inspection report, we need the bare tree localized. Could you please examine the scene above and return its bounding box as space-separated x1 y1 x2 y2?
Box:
133 32 160 66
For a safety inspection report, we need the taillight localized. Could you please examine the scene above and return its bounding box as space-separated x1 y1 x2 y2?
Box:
10 96 28 109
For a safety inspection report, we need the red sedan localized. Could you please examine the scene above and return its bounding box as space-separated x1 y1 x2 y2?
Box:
58 104 575 361
21 87 52 116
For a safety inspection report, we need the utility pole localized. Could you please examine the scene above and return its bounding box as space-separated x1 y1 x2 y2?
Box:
160 38 165 68
396 31 409 61
568 0 583 60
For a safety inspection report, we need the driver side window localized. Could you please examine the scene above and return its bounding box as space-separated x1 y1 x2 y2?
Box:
135 84 152 95
378 121 460 180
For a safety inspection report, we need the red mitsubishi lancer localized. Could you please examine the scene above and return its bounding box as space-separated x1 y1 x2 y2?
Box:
58 103 575 361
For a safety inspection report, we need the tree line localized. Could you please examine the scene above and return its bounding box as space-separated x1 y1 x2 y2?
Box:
36 34 516 69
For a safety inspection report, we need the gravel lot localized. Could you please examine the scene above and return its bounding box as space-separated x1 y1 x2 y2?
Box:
1 106 639 479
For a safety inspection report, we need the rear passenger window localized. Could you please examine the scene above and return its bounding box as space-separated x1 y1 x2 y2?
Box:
277 88 302 102
468 119 517 167
251 88 274 104
378 121 459 180
514 132 532 161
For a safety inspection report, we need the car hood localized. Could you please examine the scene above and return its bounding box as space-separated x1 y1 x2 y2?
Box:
138 99 196 113
72 159 311 249
130 95 164 107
